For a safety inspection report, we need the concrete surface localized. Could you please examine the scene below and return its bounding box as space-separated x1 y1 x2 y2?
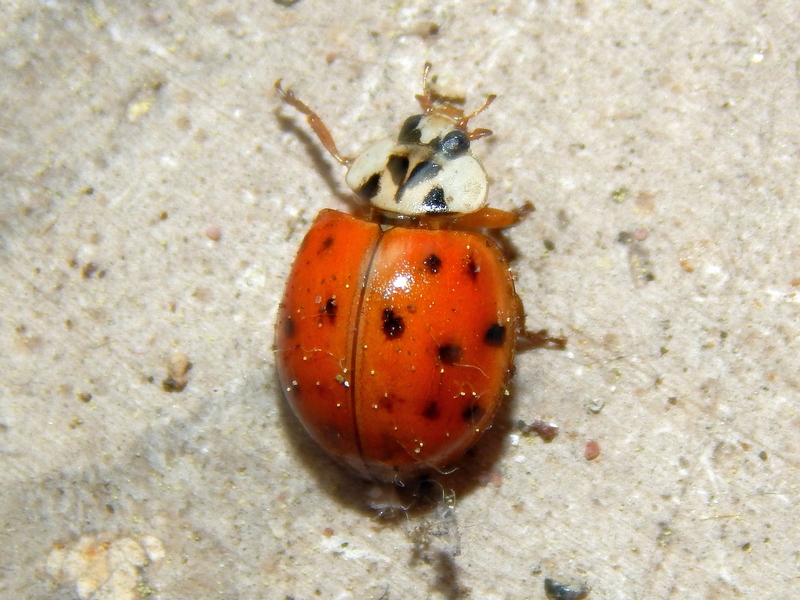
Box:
2 1 799 598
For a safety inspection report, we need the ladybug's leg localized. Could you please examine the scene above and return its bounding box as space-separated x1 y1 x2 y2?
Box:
454 202 566 352
447 208 518 230
415 62 497 141
275 80 353 166
510 200 536 221
447 201 535 231
414 61 434 113
513 200 567 351
517 329 567 351
460 94 496 141
481 201 536 261
414 61 474 119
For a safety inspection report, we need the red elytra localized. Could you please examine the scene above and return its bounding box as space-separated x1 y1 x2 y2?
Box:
274 64 563 483
276 209 522 482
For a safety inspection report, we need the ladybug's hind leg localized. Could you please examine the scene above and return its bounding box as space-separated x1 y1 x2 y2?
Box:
516 329 567 352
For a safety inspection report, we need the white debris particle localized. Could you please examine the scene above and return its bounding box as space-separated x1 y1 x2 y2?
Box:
139 535 166 563
237 264 266 290
46 532 165 600
320 535 390 563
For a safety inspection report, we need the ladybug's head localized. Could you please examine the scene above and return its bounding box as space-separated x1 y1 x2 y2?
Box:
345 63 496 219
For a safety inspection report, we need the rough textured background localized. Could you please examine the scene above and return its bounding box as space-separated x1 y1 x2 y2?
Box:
2 1 799 598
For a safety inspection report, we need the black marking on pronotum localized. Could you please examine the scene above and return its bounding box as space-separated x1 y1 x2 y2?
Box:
484 323 506 347
319 297 337 322
382 308 405 339
357 173 381 200
387 154 409 187
405 161 442 188
423 253 442 274
397 115 424 144
462 403 485 423
437 343 463 365
422 401 440 420
319 236 334 253
422 186 447 213
395 161 443 205
439 130 470 158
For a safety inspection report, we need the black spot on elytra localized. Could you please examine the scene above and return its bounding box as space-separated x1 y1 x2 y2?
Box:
464 255 480 279
422 401 440 420
319 297 337 322
319 236 334 253
422 186 447 213
423 253 442 274
398 115 424 144
484 323 506 347
439 130 470 158
357 173 381 200
462 403 485 423
283 316 295 338
380 395 397 414
382 308 405 339
437 343 463 365
387 154 409 187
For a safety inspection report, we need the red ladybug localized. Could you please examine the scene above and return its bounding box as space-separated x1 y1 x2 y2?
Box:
275 64 562 483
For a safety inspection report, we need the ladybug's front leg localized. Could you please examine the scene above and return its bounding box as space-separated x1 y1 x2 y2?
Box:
275 80 353 167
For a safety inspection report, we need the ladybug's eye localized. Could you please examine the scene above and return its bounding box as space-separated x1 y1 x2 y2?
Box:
439 130 470 158
398 115 424 144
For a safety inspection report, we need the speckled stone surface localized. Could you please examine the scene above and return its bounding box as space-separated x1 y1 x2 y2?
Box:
2 2 799 598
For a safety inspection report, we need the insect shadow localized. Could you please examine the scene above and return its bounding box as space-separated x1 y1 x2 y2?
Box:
274 111 358 211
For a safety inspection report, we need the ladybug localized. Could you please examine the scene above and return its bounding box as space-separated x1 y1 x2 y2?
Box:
275 64 563 483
